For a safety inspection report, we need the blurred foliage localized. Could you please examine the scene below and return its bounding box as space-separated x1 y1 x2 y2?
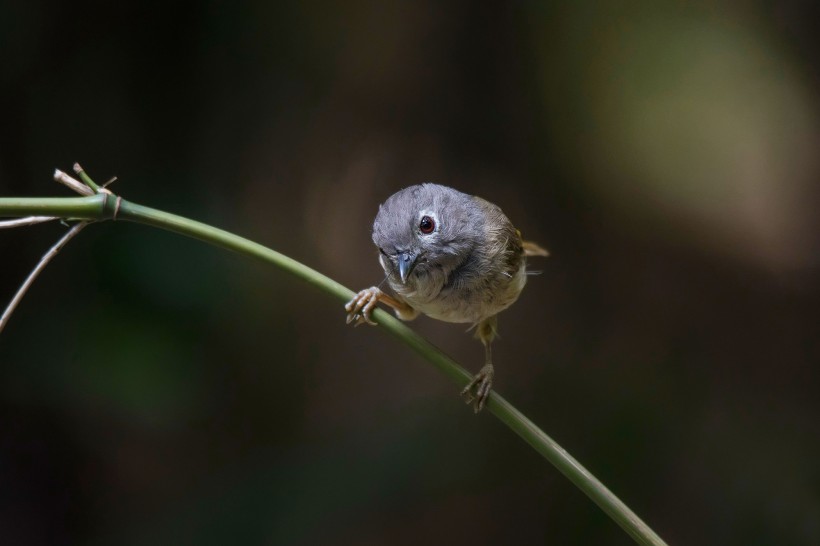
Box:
1 1 819 544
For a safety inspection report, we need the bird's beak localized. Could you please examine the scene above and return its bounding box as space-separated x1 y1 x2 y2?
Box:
397 252 418 284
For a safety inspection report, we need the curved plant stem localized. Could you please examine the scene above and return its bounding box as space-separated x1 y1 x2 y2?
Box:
0 193 668 546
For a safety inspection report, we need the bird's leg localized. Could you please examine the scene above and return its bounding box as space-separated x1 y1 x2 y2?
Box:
461 316 497 413
344 286 417 326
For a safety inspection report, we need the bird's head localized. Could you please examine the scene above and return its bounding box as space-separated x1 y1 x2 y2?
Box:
371 183 481 285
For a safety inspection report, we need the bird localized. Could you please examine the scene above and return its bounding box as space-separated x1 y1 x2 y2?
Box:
344 183 548 412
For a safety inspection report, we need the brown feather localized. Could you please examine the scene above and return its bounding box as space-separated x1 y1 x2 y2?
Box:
522 240 549 257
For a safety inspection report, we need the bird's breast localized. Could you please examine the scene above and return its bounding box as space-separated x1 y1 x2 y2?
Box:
389 261 527 324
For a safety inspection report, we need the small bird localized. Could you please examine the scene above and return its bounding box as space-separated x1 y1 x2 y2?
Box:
345 183 548 412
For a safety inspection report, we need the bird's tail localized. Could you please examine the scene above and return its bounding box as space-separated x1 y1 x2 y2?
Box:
522 240 549 257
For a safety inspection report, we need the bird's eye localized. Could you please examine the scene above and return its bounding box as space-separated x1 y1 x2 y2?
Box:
419 215 435 235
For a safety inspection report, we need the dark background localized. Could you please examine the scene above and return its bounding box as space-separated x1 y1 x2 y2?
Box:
1 1 819 544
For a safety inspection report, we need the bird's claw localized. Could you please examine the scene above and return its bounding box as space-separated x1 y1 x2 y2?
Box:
344 287 382 326
461 364 494 413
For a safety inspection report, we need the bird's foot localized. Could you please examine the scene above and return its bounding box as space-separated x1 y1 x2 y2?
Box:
461 364 494 413
344 287 383 326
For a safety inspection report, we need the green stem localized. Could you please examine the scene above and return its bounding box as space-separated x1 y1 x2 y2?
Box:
0 195 107 218
74 165 102 193
0 195 667 546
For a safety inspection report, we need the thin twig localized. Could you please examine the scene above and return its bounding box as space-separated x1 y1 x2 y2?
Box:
0 221 89 334
54 169 94 196
73 163 102 193
0 216 58 229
